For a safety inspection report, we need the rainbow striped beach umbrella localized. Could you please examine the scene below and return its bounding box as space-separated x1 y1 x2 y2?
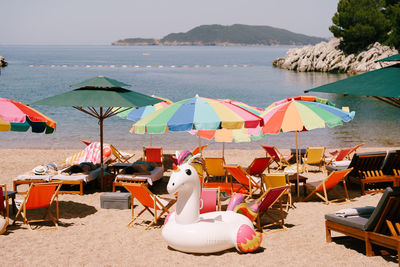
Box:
116 96 173 121
0 97 56 133
131 95 263 134
261 96 355 134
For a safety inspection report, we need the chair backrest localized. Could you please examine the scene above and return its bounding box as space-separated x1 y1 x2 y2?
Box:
258 186 289 212
348 151 387 178
25 183 60 210
143 146 163 163
263 173 288 189
335 148 353 162
200 188 220 214
305 147 325 164
260 145 280 161
192 145 208 155
205 158 226 177
349 143 365 155
315 168 353 191
381 150 400 175
224 165 256 186
0 185 4 212
364 187 400 231
247 157 272 176
123 183 158 210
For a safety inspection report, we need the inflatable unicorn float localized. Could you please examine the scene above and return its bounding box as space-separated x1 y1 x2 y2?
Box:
162 150 262 254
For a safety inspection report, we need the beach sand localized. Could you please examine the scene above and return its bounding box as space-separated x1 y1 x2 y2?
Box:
0 147 398 266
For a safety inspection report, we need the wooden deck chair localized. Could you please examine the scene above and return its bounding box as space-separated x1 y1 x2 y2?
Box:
250 186 290 232
200 188 220 214
143 146 163 167
0 184 9 235
302 146 326 172
263 173 292 211
304 168 352 204
325 147 353 166
122 183 176 230
13 182 62 229
223 165 264 198
110 145 134 163
192 145 208 155
204 157 228 183
246 157 273 176
330 143 364 158
260 145 292 170
325 187 400 261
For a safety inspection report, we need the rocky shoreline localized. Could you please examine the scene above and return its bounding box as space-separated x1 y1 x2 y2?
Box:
0 56 7 68
272 38 398 73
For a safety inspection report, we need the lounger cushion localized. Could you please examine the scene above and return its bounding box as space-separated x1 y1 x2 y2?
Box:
325 213 371 230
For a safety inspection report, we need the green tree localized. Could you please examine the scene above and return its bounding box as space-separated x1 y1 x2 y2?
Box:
384 1 400 48
330 0 390 54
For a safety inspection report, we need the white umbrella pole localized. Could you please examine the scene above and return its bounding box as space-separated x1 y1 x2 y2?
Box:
150 134 153 146
198 133 202 157
99 107 104 191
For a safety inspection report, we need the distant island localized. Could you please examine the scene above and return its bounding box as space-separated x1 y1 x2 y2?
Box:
112 24 327 46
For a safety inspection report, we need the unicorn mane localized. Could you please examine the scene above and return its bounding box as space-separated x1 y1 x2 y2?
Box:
176 150 204 179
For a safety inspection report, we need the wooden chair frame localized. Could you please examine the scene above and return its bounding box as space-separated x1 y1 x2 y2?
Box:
304 168 352 204
110 144 135 163
223 165 264 199
13 182 62 230
0 184 9 235
361 169 400 195
122 183 176 230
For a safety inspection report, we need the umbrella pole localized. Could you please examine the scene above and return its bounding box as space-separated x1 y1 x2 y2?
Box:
198 134 202 157
100 107 104 191
150 134 152 146
222 142 225 158
295 131 299 198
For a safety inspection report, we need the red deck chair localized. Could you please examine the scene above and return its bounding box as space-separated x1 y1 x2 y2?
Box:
192 145 208 155
200 188 220 214
224 165 264 198
143 146 163 167
254 185 290 231
325 148 353 166
13 182 62 229
260 145 292 170
304 168 353 204
246 157 273 176
123 183 176 230
0 184 9 234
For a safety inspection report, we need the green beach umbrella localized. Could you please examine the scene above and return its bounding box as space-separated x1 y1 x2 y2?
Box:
376 53 400 62
305 61 400 109
32 75 162 189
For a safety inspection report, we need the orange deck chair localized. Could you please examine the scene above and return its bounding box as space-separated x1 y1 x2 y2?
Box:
0 184 9 234
260 145 292 170
224 165 264 198
123 183 176 230
246 157 273 176
143 146 163 167
304 168 353 204
200 188 221 214
13 182 62 229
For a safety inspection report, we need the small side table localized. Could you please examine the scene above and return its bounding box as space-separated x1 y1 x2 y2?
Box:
287 174 308 196
3 190 17 215
108 163 134 175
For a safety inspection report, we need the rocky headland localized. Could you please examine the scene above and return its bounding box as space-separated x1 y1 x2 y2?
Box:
272 38 398 73
0 56 7 68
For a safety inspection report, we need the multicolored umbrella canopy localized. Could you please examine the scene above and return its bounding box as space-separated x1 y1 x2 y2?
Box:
191 99 265 143
132 95 263 134
0 97 56 133
116 96 173 121
261 96 355 134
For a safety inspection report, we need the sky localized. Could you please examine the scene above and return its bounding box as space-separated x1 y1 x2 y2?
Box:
1 0 340 45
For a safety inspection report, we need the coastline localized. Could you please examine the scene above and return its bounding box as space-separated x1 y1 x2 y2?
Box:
0 146 397 266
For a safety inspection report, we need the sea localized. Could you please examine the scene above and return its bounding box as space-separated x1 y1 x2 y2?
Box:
0 45 399 151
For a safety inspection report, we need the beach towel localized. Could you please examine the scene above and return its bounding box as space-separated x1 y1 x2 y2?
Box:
335 206 375 217
64 142 111 166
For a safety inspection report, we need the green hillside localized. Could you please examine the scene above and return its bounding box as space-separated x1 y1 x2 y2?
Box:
161 24 326 45
113 24 326 46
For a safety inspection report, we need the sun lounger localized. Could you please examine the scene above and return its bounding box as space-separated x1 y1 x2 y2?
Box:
325 187 400 262
112 166 164 192
13 167 105 195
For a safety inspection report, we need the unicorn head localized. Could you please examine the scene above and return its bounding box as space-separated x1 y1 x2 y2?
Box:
167 150 203 195
167 150 203 224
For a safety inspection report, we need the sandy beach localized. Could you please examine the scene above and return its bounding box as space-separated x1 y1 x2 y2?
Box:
0 146 398 266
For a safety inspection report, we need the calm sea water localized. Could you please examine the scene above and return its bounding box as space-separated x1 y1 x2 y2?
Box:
0 45 399 151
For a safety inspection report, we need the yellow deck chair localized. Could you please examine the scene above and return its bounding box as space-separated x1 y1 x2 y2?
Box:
204 157 228 183
263 173 292 211
303 147 326 172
